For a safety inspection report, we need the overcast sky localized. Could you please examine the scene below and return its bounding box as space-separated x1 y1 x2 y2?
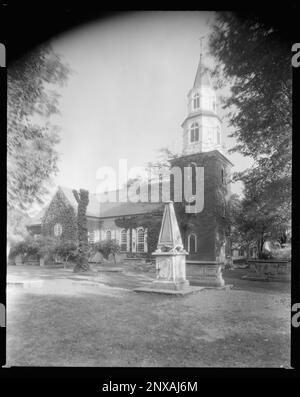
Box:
47 11 252 203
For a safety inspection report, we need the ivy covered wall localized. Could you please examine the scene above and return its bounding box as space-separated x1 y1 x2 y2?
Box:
171 150 232 261
41 189 77 242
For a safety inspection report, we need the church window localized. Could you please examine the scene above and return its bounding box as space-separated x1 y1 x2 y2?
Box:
190 122 199 142
106 230 111 240
193 93 200 110
54 223 62 237
188 233 197 253
137 227 145 253
120 229 127 252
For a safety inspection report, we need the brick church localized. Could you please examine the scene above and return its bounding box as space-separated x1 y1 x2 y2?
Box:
27 51 233 263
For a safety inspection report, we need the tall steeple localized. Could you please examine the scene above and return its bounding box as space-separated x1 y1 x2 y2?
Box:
193 37 211 89
181 41 222 156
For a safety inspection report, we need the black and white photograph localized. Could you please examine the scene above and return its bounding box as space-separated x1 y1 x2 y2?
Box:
2 5 299 380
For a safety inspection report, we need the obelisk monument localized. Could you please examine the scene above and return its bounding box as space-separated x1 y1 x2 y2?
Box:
150 201 190 291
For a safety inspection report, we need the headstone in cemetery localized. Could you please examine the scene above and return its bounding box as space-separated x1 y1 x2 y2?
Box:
135 201 202 295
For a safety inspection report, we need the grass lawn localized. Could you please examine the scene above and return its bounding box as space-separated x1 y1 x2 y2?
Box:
6 265 291 367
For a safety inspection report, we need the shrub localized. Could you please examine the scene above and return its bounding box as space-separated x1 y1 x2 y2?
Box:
259 244 291 261
35 236 57 258
9 236 40 261
259 250 273 260
53 240 78 265
270 246 291 260
92 240 120 264
9 235 79 267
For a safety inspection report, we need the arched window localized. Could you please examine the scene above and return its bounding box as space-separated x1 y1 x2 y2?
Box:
193 93 200 110
106 230 111 240
188 234 197 254
120 229 127 252
54 223 62 237
137 228 145 253
190 122 199 143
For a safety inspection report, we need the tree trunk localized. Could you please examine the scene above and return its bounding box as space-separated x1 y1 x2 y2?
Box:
64 254 70 269
258 235 265 258
73 189 90 273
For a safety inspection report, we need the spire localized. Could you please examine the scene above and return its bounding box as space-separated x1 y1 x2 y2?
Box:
156 201 183 250
193 36 211 89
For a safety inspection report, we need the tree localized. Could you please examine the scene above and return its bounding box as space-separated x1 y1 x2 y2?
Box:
209 12 292 187
7 209 30 247
73 189 90 272
229 178 290 258
146 147 179 179
7 44 70 211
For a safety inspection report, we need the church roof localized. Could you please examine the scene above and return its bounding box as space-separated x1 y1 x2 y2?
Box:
27 186 165 226
60 186 164 218
171 149 234 167
193 55 211 89
181 109 221 127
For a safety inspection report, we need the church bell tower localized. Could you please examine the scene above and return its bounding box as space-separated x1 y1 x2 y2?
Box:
170 42 233 263
181 50 222 155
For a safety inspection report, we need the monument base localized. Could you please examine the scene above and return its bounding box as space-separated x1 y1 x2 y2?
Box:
134 286 204 296
150 279 190 291
134 251 201 296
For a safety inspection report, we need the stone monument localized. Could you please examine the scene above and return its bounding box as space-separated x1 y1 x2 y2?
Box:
135 201 202 295
151 201 189 291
